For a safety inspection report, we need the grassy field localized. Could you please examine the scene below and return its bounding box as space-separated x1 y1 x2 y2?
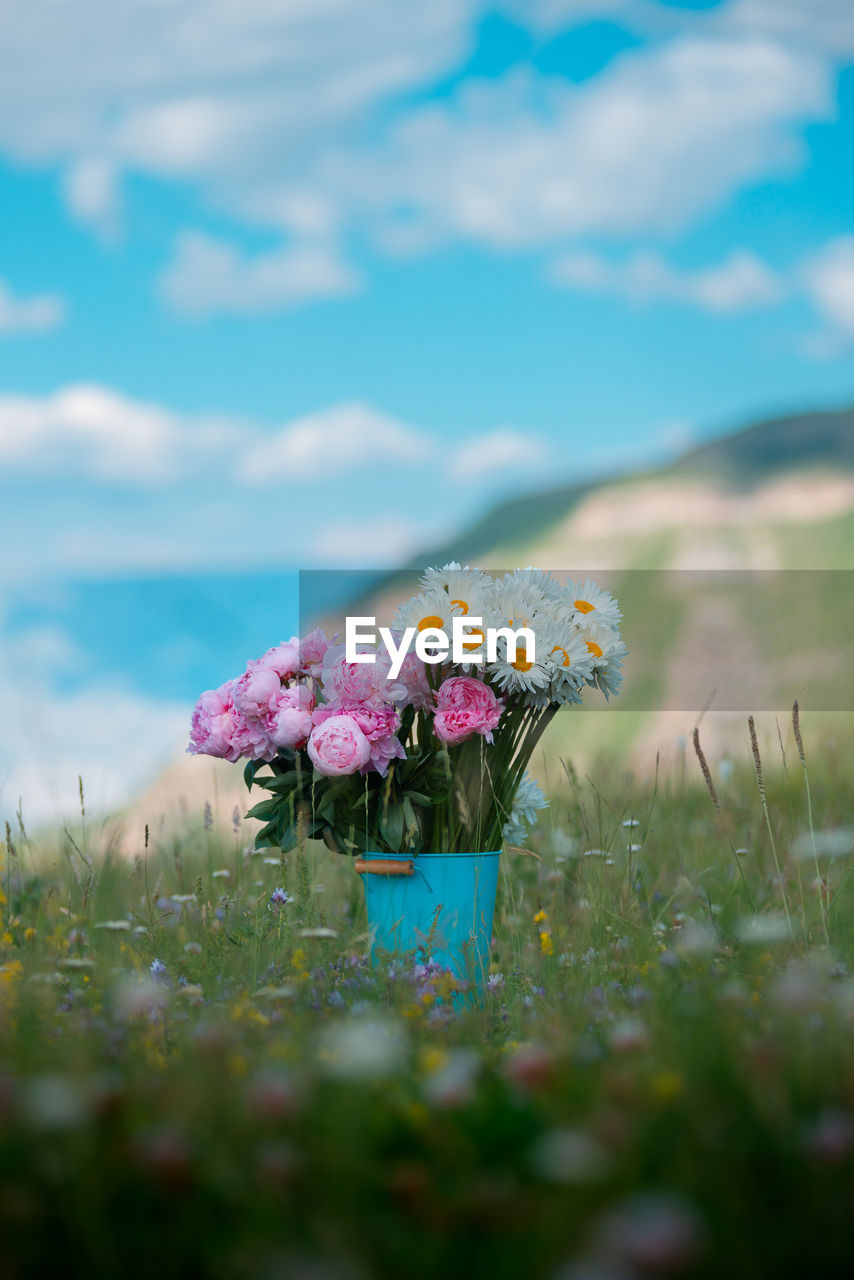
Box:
2 711 854 1279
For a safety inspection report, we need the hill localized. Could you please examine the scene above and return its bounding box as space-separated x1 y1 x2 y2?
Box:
390 402 854 572
316 400 854 784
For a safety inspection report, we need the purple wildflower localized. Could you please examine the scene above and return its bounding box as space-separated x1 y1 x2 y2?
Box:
270 887 290 908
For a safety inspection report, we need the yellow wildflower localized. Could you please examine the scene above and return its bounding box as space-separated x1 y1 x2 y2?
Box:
419 1046 448 1074
651 1069 683 1102
228 1052 248 1077
539 931 554 956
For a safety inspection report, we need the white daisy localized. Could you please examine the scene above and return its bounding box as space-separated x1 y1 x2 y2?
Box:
594 636 627 699
544 625 596 704
574 618 627 699
393 582 492 665
419 563 492 600
487 649 552 702
576 615 622 666
490 571 554 637
485 595 563 704
566 577 622 627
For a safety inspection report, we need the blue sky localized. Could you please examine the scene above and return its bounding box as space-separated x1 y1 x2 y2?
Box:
2 0 854 821
1 0 854 579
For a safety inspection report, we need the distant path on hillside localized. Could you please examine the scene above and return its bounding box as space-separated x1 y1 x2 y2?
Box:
628 560 775 770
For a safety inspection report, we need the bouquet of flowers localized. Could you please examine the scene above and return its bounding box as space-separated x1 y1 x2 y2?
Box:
187 565 626 857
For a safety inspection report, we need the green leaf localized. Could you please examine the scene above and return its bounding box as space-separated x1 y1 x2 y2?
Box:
244 759 260 791
261 771 301 794
402 795 419 844
245 797 279 822
401 789 432 807
255 820 279 847
379 803 405 851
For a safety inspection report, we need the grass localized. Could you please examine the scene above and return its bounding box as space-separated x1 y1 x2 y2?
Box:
2 713 854 1279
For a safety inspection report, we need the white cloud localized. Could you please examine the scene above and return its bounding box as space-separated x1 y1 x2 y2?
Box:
720 0 854 58
240 401 433 482
551 247 784 312
0 382 439 491
310 35 830 252
0 1 838 275
800 236 854 349
0 278 66 335
62 155 122 241
449 428 548 481
0 1 476 214
0 383 190 482
159 230 360 316
310 516 423 566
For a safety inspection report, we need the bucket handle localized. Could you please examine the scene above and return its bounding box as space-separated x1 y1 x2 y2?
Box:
354 858 415 877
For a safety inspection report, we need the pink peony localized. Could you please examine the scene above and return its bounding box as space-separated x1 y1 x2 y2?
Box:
267 683 315 750
298 628 330 676
258 640 300 681
312 696 405 776
366 731 407 776
307 715 372 777
233 663 281 720
320 643 394 705
269 706 313 751
433 676 504 746
187 681 242 762
389 644 433 712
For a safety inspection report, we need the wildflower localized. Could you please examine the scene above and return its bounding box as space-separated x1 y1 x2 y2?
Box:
804 1110 854 1165
734 913 792 945
609 1018 651 1054
422 1049 480 1108
539 931 554 956
529 1127 610 1184
319 1015 408 1081
504 1043 556 1093
150 958 167 978
270 887 290 908
594 1192 705 1272
651 1069 683 1102
21 1075 90 1131
533 909 547 925
503 774 549 846
486 972 505 994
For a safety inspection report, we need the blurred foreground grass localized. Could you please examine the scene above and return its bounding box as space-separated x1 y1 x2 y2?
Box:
2 714 854 1279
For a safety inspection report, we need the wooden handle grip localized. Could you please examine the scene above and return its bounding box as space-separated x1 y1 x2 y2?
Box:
354 858 415 876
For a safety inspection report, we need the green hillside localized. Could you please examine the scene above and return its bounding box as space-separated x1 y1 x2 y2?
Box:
402 401 854 571
669 405 854 488
321 400 854 779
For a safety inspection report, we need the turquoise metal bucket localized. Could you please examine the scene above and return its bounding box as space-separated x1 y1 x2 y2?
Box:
359 850 501 987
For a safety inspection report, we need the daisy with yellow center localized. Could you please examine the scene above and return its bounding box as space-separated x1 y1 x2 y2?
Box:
567 577 622 627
